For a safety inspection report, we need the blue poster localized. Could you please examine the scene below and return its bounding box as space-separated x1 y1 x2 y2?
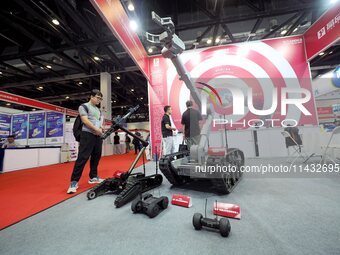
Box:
29 112 45 139
12 114 28 139
46 112 64 138
333 104 340 114
0 113 11 138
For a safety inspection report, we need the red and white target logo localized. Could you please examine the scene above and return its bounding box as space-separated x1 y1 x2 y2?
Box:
160 36 317 129
148 36 317 154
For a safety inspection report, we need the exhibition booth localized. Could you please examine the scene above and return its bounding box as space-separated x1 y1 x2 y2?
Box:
1 1 340 255
1 0 339 171
0 91 150 172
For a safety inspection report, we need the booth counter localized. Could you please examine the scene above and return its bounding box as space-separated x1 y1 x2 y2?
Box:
1 147 61 173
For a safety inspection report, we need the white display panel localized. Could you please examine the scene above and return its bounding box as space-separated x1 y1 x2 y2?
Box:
39 148 61 166
3 148 61 172
3 149 39 172
227 130 256 158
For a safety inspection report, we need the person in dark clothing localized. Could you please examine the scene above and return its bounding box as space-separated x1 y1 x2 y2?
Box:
181 100 202 149
67 89 104 194
161 105 176 155
113 132 120 145
125 134 131 153
132 132 141 154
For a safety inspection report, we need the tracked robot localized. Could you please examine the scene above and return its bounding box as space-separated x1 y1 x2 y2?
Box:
146 12 244 194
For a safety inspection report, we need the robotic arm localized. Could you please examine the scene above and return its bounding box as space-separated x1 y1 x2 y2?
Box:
102 105 139 139
146 12 213 164
146 12 202 110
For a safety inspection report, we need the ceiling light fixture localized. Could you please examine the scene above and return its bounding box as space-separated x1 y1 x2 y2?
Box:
52 19 60 25
128 3 135 11
94 56 100 61
78 81 83 85
207 39 212 44
116 76 121 80
129 20 138 31
215 37 220 43
65 96 70 99
6 103 11 106
319 52 325 56
0 71 2 75
293 27 298 32
280 30 287 35
148 47 153 53
131 89 134 92
46 65 52 69
32 108 36 111
38 86 44 90
114 100 116 103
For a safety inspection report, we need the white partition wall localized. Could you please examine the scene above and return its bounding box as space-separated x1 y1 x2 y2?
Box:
39 148 61 166
209 126 324 158
257 128 287 157
209 129 256 158
227 130 256 158
3 149 39 171
3 148 61 172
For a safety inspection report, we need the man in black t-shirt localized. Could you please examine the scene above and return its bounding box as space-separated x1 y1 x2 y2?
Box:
161 105 176 155
113 132 120 145
181 100 202 149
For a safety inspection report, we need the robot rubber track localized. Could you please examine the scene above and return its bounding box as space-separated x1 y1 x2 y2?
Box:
87 173 163 208
114 174 163 208
159 149 244 194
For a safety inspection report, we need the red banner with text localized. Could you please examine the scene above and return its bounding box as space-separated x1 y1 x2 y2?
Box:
0 91 65 113
304 2 340 60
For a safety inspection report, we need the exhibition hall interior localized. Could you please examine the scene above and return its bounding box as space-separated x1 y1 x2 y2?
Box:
0 0 340 254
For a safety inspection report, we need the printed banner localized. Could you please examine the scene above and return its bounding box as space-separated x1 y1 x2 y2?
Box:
148 36 317 153
0 91 64 113
333 104 340 114
46 112 65 144
11 114 28 145
304 2 340 60
317 107 333 115
0 113 11 138
28 112 46 145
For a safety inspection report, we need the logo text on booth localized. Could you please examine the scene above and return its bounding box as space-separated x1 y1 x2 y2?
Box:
201 87 312 116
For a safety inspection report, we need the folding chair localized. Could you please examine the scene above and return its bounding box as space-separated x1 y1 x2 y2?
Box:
281 131 314 165
320 126 340 164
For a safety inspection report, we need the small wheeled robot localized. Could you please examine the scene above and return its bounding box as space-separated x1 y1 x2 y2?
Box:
192 200 231 237
131 193 169 218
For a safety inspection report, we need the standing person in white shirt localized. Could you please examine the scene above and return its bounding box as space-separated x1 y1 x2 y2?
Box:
161 105 177 155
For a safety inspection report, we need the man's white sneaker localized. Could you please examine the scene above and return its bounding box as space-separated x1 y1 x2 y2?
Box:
67 181 78 194
88 177 104 184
